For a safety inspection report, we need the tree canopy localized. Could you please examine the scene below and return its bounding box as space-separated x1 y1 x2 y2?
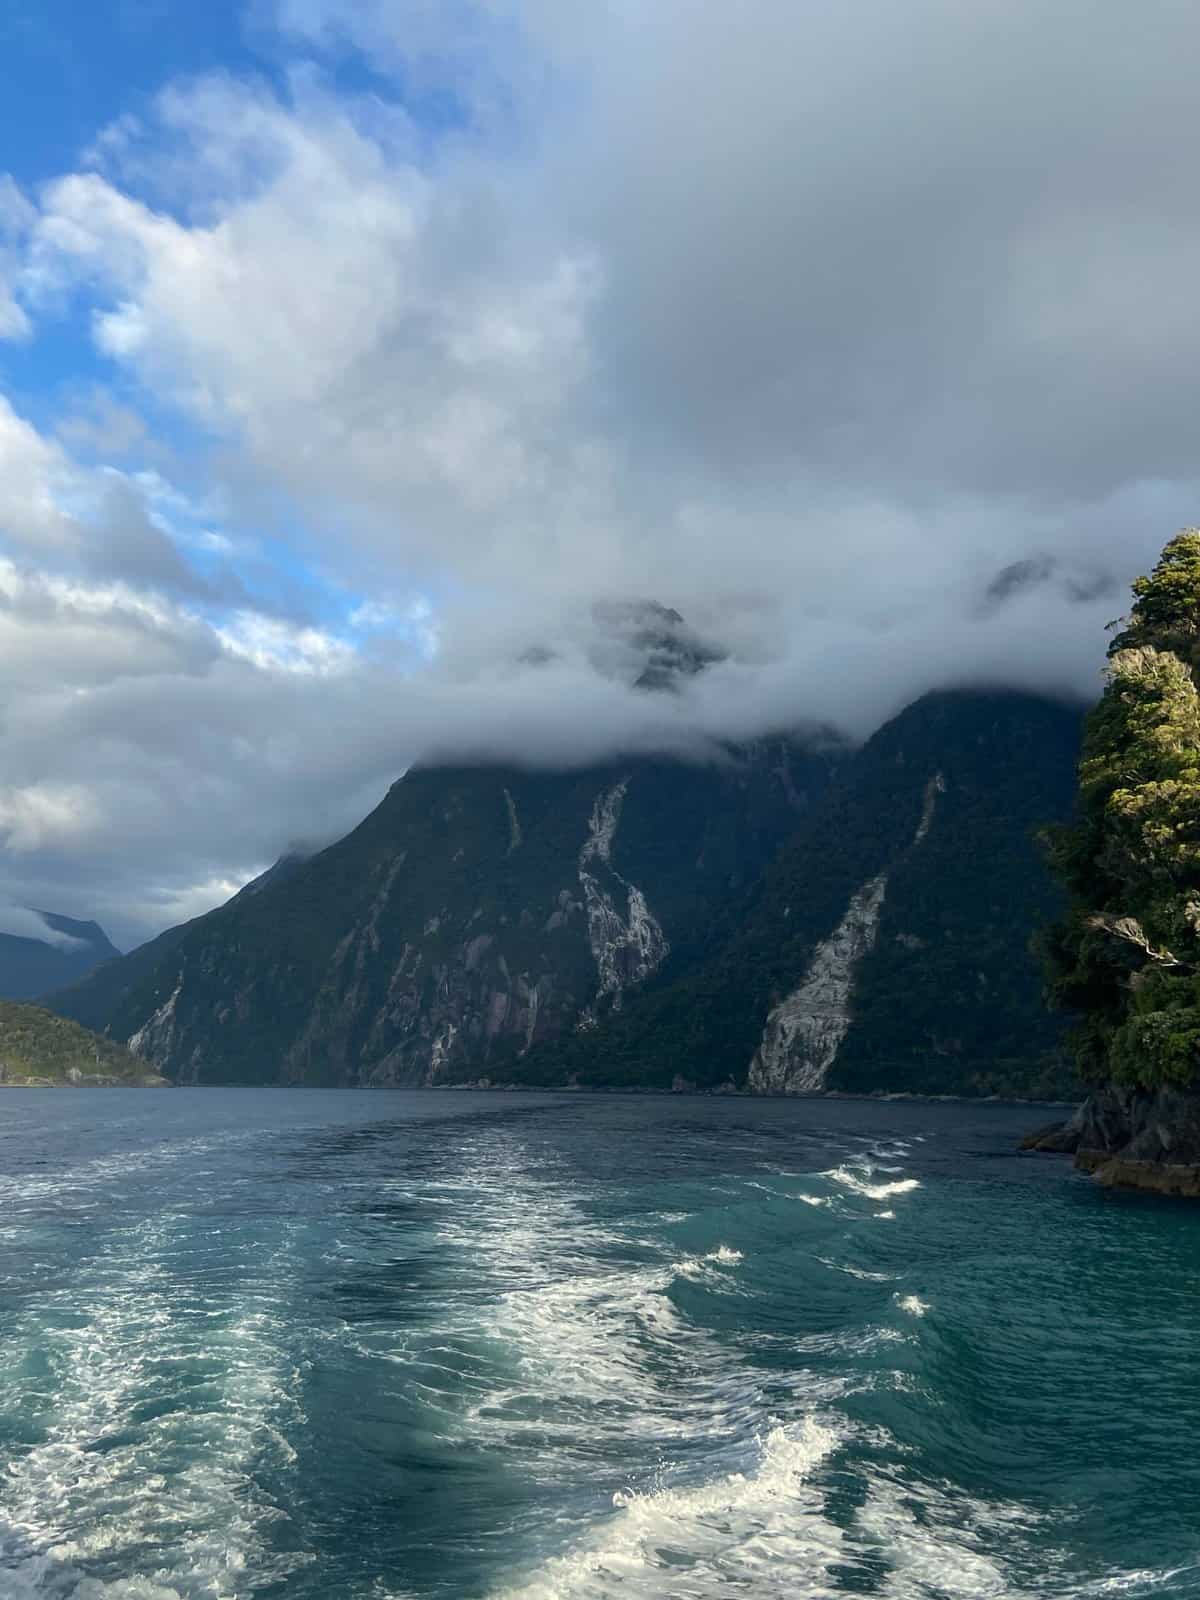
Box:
1043 531 1200 1088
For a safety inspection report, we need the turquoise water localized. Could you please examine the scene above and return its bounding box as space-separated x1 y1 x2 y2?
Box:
0 1090 1197 1598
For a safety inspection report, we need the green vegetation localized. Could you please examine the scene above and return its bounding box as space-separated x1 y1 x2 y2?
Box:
516 692 1080 1096
49 686 1082 1098
1042 531 1200 1088
0 1002 167 1085
49 749 823 1085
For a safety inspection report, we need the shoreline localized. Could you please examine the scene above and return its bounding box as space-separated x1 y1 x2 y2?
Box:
0 1077 1077 1108
1021 1088 1200 1198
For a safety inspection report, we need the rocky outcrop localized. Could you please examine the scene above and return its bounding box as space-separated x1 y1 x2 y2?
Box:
1019 1118 1081 1154
1087 1157 1200 1198
276 778 671 1083
127 973 184 1065
747 873 887 1093
747 773 943 1094
1023 1086 1200 1196
578 781 669 1009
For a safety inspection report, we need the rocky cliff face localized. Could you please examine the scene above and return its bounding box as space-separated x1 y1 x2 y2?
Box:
515 692 1083 1098
50 745 827 1086
577 780 671 1012
1025 1088 1200 1196
746 776 943 1094
746 873 889 1094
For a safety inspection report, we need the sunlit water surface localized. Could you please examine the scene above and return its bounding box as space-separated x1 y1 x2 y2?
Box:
0 1089 1197 1598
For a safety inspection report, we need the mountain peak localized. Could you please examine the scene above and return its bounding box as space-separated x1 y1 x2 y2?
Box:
0 910 121 1002
589 599 725 692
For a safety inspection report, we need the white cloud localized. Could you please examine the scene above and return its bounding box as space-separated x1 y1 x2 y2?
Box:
0 903 87 951
215 612 357 676
25 80 604 601
0 784 101 854
4 1 1200 941
0 395 78 554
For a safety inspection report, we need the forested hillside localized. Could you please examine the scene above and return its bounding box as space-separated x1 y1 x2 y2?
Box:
1043 531 1200 1089
511 692 1081 1097
48 743 830 1085
0 1002 166 1086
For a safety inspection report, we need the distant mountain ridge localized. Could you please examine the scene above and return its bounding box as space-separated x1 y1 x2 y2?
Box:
46 688 1084 1096
0 912 120 1001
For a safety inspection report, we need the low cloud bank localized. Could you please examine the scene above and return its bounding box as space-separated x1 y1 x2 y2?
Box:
0 905 87 951
2 0 1197 938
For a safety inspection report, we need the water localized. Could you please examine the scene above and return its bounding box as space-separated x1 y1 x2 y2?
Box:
0 1091 1198 1599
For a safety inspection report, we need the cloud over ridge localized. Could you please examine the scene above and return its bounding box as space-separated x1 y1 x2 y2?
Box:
1 0 1198 938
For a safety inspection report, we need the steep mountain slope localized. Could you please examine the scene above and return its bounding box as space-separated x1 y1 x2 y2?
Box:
0 1002 166 1085
50 743 830 1084
511 692 1083 1097
50 854 310 1032
0 913 120 1001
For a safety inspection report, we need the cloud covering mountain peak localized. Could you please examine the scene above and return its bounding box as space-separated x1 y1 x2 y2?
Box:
0 0 1197 939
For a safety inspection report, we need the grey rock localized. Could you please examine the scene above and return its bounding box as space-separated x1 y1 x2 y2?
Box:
1028 1086 1200 1196
1020 1119 1080 1153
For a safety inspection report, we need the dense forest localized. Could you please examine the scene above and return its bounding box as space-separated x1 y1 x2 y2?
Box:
1042 532 1200 1088
512 691 1081 1097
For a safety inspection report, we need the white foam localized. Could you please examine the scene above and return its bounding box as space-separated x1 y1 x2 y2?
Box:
1068 1564 1200 1595
0 1214 306 1598
671 1245 745 1282
847 1470 1053 1599
827 1166 922 1202
895 1294 930 1317
492 1415 846 1599
706 1245 743 1266
380 1136 762 1467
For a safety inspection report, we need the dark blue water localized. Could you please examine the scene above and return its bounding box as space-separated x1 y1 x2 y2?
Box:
0 1090 1197 1598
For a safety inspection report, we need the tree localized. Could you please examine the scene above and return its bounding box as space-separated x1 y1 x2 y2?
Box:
1042 532 1200 1088
1109 529 1200 667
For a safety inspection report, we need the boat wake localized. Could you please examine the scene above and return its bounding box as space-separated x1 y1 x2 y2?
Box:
0 1099 1188 1600
0 1212 306 1598
493 1416 845 1600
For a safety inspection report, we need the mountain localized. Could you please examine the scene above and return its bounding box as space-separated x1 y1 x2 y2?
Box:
0 913 120 1001
0 1002 166 1085
49 688 1084 1095
49 741 833 1085
50 853 312 1034
512 691 1083 1098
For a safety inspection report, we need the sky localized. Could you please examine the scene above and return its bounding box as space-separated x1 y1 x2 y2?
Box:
0 0 1196 947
